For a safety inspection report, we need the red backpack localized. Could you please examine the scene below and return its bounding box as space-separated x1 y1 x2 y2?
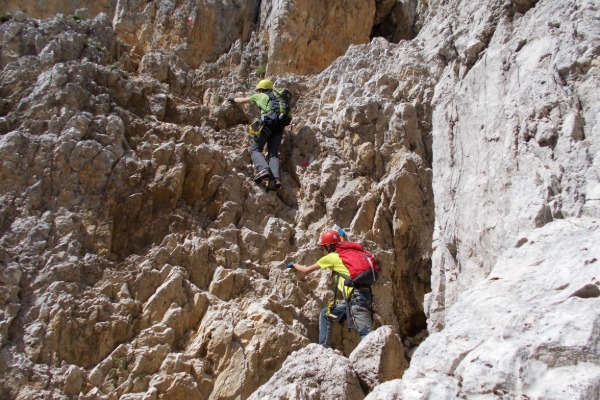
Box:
336 241 380 286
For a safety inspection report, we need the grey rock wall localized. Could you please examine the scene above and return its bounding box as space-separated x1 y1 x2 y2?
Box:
367 219 600 399
424 0 600 329
0 0 598 399
374 0 600 398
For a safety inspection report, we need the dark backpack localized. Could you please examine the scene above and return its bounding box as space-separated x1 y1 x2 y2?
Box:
336 241 380 287
264 88 293 126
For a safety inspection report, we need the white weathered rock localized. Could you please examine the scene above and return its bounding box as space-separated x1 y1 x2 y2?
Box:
249 344 365 400
350 326 407 392
368 218 600 399
426 0 600 331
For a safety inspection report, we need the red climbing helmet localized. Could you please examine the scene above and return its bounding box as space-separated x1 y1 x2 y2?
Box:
319 230 341 246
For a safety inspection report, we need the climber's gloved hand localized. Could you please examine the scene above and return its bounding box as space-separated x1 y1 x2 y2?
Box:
227 95 235 104
337 228 346 237
286 262 295 269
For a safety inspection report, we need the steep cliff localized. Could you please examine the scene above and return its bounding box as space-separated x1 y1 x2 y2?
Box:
0 0 598 399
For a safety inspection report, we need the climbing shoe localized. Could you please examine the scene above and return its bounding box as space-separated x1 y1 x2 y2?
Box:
253 169 270 184
266 179 282 192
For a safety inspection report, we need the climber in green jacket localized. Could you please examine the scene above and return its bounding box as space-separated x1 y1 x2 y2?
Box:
228 79 291 191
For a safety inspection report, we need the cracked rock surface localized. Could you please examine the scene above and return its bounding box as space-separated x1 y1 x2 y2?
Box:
0 0 599 399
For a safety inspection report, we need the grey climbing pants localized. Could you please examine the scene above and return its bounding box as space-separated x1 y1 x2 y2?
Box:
249 123 284 179
318 288 373 347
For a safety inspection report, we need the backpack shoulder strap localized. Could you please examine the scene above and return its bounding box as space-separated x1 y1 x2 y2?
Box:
268 90 285 113
332 270 351 281
331 271 354 332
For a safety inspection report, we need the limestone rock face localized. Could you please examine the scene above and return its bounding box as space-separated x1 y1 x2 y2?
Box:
422 0 600 331
386 0 600 397
263 0 376 75
1 0 380 74
0 0 115 19
0 0 599 399
111 0 378 73
248 344 365 400
350 326 407 391
113 0 260 69
367 219 600 399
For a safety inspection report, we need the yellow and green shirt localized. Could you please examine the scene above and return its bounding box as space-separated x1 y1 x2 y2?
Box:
317 252 354 298
248 93 271 115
